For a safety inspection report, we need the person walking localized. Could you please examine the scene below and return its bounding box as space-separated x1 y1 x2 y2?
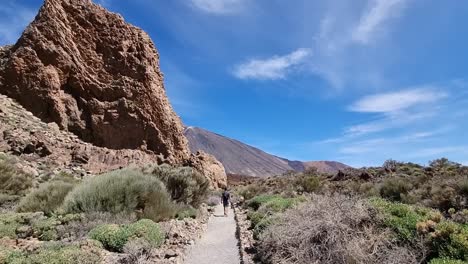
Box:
221 187 231 217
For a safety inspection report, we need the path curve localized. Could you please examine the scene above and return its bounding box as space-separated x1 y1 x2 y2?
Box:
184 204 241 264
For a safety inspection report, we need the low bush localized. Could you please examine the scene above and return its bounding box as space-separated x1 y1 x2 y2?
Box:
379 177 412 201
237 184 268 200
0 157 33 196
62 168 176 222
370 198 435 242
430 221 468 261
246 195 281 210
257 194 418 264
0 212 82 241
17 181 76 215
149 165 209 207
2 242 102 264
176 206 198 220
295 175 321 193
430 258 466 264
247 195 305 239
89 219 164 252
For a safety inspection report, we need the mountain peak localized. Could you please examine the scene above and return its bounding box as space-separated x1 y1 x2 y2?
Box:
184 126 350 177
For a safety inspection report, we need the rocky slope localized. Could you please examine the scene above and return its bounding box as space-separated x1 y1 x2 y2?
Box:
0 94 158 177
184 126 350 177
0 0 226 187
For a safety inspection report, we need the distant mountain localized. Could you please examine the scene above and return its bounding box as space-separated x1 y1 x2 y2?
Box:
184 126 350 177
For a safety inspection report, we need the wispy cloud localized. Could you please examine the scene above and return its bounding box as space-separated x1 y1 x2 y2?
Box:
408 146 468 158
309 0 410 89
0 3 36 45
233 48 311 80
352 0 408 44
189 0 246 14
349 87 447 113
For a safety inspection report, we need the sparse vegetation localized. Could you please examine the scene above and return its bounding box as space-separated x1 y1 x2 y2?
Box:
236 158 468 264
257 194 418 264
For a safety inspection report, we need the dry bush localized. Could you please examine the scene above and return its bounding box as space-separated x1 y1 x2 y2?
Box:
257 194 419 264
147 164 209 208
0 156 33 195
17 181 76 215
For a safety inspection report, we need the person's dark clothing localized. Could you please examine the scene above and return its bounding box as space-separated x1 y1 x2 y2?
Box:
222 191 230 207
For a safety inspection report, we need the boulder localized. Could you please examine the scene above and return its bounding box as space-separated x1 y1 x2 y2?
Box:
187 151 227 189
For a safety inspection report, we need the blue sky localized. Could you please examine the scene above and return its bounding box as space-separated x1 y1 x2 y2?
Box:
1 0 468 167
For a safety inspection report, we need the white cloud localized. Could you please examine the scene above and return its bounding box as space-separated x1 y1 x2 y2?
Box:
233 48 311 80
349 87 447 113
408 146 468 158
190 0 245 14
352 0 408 44
0 4 36 45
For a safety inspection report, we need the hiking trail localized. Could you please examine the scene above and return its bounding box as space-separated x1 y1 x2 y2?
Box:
184 204 241 264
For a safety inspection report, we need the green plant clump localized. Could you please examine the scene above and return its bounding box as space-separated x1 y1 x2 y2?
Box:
0 157 33 196
430 258 467 264
370 198 434 241
1 243 101 264
62 168 176 222
247 195 305 239
17 181 76 215
89 219 165 252
149 165 209 207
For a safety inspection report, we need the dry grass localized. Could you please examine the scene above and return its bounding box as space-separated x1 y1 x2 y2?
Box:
257 194 419 264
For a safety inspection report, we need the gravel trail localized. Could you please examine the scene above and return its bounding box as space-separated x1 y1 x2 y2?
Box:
184 204 241 264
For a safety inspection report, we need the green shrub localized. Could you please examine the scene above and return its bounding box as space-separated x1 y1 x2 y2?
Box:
125 219 165 247
430 258 466 264
247 196 305 239
379 177 412 201
89 219 164 252
3 243 102 264
431 221 468 261
246 195 281 210
295 175 321 193
88 224 131 252
237 184 267 200
370 198 433 241
62 168 176 222
0 158 33 195
150 165 209 207
0 194 19 206
17 181 76 215
176 206 198 220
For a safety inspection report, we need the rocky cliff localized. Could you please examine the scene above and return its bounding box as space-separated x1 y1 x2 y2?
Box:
0 0 226 187
0 0 188 164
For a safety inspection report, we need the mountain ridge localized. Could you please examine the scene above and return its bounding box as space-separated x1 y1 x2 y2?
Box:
184 126 350 177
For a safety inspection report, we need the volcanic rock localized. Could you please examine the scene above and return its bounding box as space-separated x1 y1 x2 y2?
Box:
0 0 189 164
186 151 227 188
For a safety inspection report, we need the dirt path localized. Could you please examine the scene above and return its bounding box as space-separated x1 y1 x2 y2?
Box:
184 204 241 264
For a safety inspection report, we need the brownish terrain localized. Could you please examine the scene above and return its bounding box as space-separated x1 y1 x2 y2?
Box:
184 126 350 177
